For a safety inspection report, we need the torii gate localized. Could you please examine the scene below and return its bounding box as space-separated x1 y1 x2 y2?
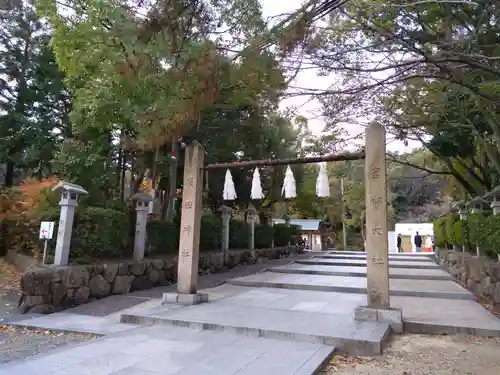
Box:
163 122 402 331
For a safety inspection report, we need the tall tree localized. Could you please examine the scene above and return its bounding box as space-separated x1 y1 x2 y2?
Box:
0 1 70 186
37 0 285 149
269 0 500 196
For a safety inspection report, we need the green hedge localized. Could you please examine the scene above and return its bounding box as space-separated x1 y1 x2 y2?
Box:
254 224 274 248
147 220 178 254
147 215 294 255
273 224 301 246
453 220 468 247
468 212 489 249
8 206 298 262
433 216 447 247
229 220 250 249
444 213 459 244
37 206 130 262
433 211 500 257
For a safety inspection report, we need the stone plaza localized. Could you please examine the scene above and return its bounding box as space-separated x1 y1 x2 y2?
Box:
2 250 500 375
2 123 499 374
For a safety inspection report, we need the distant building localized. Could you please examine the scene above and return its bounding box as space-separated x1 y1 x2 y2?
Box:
272 218 324 251
394 222 434 253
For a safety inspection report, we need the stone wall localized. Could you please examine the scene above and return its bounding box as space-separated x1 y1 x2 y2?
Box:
435 248 500 311
19 247 295 313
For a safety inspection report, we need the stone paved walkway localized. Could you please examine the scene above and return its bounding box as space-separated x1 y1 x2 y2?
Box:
1 251 500 375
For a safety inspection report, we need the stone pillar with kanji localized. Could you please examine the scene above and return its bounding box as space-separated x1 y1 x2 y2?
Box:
354 122 402 332
163 141 208 305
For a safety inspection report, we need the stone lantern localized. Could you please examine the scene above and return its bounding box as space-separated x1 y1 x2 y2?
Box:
131 192 154 262
453 201 468 221
51 182 88 266
219 205 232 256
483 186 500 215
466 196 487 214
266 210 274 248
246 204 257 252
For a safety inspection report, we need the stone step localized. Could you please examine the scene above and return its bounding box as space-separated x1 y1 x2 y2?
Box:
326 251 435 258
318 254 435 262
226 271 473 300
121 302 391 356
0 325 336 375
296 258 440 269
269 264 453 281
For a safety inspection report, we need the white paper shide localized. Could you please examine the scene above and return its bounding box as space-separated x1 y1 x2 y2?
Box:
251 167 264 199
281 165 297 198
222 169 237 200
316 163 330 197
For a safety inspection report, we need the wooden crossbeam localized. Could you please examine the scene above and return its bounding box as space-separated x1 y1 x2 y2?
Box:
202 151 365 170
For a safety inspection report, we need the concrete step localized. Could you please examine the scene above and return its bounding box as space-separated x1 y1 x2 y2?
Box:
226 271 473 300
296 258 440 269
121 302 391 356
269 264 453 281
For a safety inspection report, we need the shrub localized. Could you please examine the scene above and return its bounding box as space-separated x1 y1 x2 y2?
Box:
51 206 129 262
482 215 500 257
453 220 468 247
74 207 130 260
289 224 302 245
254 224 274 248
229 219 250 249
433 217 447 247
468 212 490 248
147 214 223 253
444 212 459 245
15 205 131 262
2 178 60 257
435 212 500 258
147 220 179 254
147 218 298 253
200 214 222 251
274 224 292 246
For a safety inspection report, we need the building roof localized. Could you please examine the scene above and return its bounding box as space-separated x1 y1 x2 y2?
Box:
272 219 322 231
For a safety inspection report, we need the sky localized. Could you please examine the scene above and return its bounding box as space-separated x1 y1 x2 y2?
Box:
260 0 421 153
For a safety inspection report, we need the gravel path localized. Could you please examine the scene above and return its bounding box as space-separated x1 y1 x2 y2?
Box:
0 326 96 364
322 333 500 375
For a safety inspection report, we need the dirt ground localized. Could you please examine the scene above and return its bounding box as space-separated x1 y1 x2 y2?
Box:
0 325 96 364
0 259 19 296
322 334 500 375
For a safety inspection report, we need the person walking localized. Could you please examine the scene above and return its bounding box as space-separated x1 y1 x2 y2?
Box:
414 231 423 252
397 233 402 253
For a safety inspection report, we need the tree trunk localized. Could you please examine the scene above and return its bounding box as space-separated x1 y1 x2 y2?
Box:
3 160 14 188
116 143 123 199
165 140 179 222
119 151 126 202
